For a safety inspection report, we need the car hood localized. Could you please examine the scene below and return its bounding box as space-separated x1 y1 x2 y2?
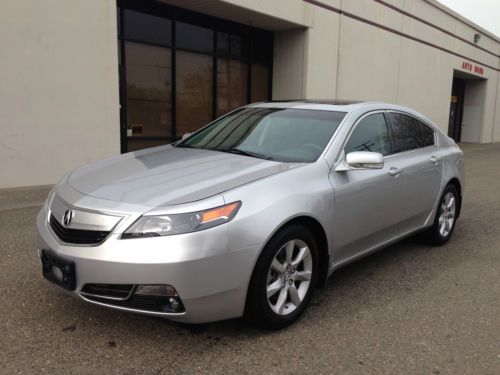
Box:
67 145 292 207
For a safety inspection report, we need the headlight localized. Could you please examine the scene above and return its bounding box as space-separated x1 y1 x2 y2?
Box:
121 201 241 239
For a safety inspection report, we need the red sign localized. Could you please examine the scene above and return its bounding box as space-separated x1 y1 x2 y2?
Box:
462 61 484 75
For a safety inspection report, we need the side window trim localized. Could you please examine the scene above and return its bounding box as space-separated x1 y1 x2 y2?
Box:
384 110 437 158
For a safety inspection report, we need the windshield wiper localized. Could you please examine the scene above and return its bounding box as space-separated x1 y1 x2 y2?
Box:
218 148 274 161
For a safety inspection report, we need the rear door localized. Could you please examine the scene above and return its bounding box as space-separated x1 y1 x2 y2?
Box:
385 112 443 232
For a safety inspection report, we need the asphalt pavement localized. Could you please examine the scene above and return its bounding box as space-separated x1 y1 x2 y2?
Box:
1 143 499 374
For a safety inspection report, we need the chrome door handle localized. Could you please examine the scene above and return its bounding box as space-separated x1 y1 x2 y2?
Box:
430 156 440 164
388 167 403 177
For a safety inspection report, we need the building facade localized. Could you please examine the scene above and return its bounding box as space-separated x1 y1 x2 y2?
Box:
1 0 499 188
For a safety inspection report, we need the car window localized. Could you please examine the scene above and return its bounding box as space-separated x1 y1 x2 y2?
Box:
387 113 423 153
179 108 346 163
387 113 435 152
344 113 391 156
418 120 435 147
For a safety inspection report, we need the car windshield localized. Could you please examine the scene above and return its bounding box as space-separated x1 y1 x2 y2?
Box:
176 108 346 162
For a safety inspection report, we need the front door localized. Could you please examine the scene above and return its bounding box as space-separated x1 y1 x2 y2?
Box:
330 112 404 264
448 78 465 142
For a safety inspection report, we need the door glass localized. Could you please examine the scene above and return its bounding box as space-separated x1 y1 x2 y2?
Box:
388 113 425 153
217 59 247 117
345 113 391 156
125 42 172 143
418 121 435 147
176 51 213 135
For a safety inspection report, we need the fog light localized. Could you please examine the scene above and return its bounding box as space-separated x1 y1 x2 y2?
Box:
168 297 180 312
51 266 64 282
135 284 177 297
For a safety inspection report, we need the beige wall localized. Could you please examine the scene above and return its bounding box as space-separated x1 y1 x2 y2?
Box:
1 0 499 188
0 0 120 189
269 0 499 141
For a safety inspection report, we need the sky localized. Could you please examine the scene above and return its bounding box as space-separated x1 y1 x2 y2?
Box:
436 0 500 38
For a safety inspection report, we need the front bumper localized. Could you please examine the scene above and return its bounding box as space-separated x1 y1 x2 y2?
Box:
36 202 262 323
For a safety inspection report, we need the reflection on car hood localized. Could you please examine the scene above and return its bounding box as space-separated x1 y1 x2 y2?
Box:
67 145 291 207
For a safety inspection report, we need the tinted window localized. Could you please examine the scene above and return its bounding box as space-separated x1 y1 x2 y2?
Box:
217 32 248 59
251 64 270 102
388 113 435 152
125 42 172 147
176 51 213 135
216 59 247 117
124 10 172 46
180 109 346 163
387 113 422 153
176 22 214 53
345 113 391 156
418 121 435 146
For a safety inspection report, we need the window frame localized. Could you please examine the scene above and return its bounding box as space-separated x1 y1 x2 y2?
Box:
117 0 274 153
384 110 437 158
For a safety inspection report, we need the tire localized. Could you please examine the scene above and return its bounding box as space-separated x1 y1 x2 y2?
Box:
426 184 460 246
245 225 319 329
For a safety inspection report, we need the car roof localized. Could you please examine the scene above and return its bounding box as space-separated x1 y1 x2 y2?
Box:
247 100 430 119
247 100 379 112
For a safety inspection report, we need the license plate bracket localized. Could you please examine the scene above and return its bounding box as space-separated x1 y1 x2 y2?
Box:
40 249 76 291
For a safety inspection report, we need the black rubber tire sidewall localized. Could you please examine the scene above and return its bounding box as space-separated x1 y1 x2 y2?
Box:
428 184 459 246
245 225 319 329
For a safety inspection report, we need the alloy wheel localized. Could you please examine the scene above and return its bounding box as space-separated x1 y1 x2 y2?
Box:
266 239 313 315
438 191 456 237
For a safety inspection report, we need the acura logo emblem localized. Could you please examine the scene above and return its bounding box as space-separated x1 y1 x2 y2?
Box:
62 209 74 227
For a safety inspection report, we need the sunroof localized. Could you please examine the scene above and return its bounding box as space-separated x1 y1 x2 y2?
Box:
265 99 363 105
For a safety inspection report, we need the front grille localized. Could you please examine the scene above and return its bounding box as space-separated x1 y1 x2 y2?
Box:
80 284 134 300
50 214 109 245
83 294 184 313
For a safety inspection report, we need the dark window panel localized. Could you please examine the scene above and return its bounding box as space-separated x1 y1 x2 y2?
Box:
388 113 423 153
231 34 248 59
217 59 248 117
125 42 172 102
217 32 230 56
176 51 213 135
124 9 172 46
251 64 270 102
124 42 172 145
418 121 435 146
345 114 391 156
252 32 273 63
126 99 172 137
176 22 214 53
118 40 121 66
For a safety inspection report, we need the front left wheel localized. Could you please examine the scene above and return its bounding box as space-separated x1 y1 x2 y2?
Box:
245 225 319 329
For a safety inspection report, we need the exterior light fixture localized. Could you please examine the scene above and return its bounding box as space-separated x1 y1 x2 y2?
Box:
474 33 481 44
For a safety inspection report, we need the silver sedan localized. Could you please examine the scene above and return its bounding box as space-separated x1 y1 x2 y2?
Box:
37 101 464 328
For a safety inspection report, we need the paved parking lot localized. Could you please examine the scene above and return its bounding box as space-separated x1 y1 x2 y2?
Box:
1 143 499 374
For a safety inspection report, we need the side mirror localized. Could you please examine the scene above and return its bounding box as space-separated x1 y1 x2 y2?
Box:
181 132 193 140
336 151 384 171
